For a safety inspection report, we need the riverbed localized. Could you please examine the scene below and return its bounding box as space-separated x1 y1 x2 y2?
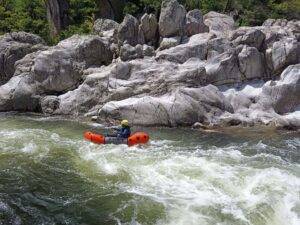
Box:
0 114 299 225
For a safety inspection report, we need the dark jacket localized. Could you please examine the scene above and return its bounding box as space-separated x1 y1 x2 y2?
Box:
117 126 131 138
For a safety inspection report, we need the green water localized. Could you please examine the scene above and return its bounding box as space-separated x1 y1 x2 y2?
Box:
0 114 299 225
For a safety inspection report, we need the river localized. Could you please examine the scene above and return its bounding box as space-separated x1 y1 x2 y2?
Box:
0 114 299 225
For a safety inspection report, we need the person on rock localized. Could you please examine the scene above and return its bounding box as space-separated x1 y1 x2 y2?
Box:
108 120 131 139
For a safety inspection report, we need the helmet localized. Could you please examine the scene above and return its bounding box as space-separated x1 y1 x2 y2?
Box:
121 119 129 126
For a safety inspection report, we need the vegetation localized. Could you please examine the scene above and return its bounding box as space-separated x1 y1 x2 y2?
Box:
0 0 299 44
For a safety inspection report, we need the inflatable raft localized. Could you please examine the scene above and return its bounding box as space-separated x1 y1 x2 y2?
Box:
84 131 150 146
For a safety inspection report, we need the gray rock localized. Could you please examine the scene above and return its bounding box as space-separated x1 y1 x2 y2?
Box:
156 33 214 63
205 50 243 85
158 36 181 50
143 45 155 57
266 38 299 75
260 64 300 114
98 85 233 126
186 9 208 36
203 11 236 36
207 37 233 59
117 14 141 46
120 44 143 61
230 28 266 50
0 35 112 112
0 32 46 85
238 45 266 80
93 18 119 33
41 95 60 114
140 14 158 44
159 0 187 37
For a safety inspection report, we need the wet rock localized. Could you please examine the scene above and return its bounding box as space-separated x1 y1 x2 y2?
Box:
186 9 208 36
159 0 186 37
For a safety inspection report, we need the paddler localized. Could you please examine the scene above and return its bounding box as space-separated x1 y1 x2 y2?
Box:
108 119 131 138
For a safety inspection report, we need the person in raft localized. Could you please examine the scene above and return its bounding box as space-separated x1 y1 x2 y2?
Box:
108 120 131 139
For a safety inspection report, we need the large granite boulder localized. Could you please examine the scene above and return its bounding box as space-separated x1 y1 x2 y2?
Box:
205 50 243 85
238 45 267 80
93 18 119 43
186 9 208 37
266 38 299 75
139 14 158 45
117 14 142 46
98 85 233 126
0 35 113 112
230 28 266 50
203 11 236 36
159 0 186 37
0 32 46 85
156 33 214 63
260 64 300 114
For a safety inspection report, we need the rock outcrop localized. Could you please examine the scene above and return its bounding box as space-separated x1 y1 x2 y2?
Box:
186 9 208 36
0 32 46 85
117 14 141 46
0 35 112 112
159 0 186 37
0 0 299 129
203 11 236 36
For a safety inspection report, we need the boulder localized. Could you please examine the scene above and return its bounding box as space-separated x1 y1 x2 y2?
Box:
203 11 236 36
207 37 233 59
41 95 60 114
260 64 300 114
117 14 141 46
156 33 214 63
238 45 266 80
266 38 299 75
159 0 186 37
93 18 119 33
0 32 46 85
186 9 208 36
158 36 181 50
55 58 207 115
120 44 143 61
0 35 113 112
140 14 158 45
230 28 266 50
205 50 243 85
98 85 233 126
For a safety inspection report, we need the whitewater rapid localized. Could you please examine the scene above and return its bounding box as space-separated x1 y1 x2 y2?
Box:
0 116 299 225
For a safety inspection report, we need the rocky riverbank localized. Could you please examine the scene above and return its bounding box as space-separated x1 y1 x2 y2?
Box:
0 0 299 130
